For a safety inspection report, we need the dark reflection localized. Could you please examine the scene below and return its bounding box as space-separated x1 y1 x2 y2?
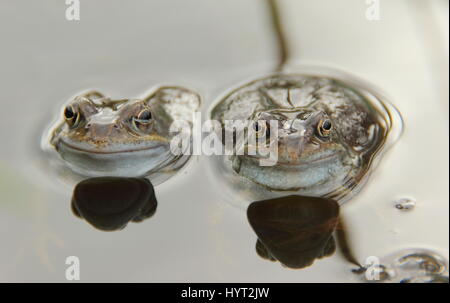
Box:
248 195 359 269
71 177 157 231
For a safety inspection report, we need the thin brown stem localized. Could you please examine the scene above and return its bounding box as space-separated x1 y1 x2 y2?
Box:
267 0 289 72
336 217 363 269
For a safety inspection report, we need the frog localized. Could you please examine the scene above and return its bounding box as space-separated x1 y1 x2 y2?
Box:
49 86 200 179
210 73 399 200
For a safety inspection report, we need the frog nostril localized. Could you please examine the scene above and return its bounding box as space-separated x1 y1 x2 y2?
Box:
86 123 91 128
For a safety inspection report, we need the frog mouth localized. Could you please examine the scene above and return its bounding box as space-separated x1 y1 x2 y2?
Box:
57 139 168 155
246 153 339 167
277 153 340 166
243 149 344 167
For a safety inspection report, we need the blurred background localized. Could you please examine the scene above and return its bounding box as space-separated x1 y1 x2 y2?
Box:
0 0 448 282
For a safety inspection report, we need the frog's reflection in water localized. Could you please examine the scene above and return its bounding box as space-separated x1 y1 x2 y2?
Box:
248 195 358 269
71 177 157 231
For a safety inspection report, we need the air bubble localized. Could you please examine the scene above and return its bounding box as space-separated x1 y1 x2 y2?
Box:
358 249 448 283
394 198 416 210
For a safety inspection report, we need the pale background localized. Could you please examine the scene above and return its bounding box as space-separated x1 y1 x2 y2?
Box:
0 0 448 282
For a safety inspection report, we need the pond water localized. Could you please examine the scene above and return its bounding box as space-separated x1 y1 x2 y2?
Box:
0 0 448 282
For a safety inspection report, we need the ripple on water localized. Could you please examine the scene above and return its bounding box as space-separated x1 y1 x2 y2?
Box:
360 249 449 283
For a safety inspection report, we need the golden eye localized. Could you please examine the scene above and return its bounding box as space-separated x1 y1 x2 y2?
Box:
136 109 152 123
64 105 79 127
253 121 262 133
253 121 270 139
317 119 332 137
132 108 153 133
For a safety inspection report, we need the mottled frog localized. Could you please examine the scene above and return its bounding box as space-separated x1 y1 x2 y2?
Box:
211 74 400 200
49 87 200 178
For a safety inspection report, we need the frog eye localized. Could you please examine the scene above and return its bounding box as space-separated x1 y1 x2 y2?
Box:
136 109 152 123
64 105 79 127
317 119 332 137
132 109 153 133
253 121 270 139
253 121 262 132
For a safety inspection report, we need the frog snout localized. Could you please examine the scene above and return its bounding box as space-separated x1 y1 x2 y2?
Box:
282 135 307 162
85 123 120 139
283 119 306 134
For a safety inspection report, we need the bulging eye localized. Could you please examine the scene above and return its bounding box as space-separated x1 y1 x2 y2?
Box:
317 119 332 137
253 121 262 133
252 121 270 139
132 108 153 133
136 109 152 123
64 105 79 127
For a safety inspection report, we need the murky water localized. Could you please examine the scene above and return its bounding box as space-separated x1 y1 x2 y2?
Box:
0 0 448 282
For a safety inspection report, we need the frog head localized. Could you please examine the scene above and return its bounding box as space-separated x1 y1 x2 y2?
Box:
245 108 348 166
50 87 200 177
